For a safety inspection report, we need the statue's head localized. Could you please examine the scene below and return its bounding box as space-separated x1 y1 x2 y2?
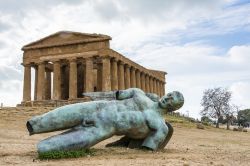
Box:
159 91 184 112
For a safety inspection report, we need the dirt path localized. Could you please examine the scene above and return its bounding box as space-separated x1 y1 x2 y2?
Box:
0 107 249 166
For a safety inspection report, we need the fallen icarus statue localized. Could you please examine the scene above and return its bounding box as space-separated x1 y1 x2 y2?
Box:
26 88 184 153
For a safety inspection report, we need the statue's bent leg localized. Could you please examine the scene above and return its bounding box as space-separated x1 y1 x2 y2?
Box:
105 137 145 149
105 122 174 150
27 102 97 135
105 136 131 147
37 125 114 153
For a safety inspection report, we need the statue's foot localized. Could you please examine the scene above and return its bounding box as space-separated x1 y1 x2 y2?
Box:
140 146 154 151
105 136 130 147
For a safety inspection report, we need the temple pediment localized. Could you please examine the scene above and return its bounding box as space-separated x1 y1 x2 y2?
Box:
22 31 111 50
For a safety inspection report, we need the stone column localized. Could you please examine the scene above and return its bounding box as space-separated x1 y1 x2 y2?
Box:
154 79 157 94
159 82 162 97
152 78 156 94
34 66 38 100
45 70 51 100
111 59 118 90
156 80 160 96
84 58 94 92
149 76 153 93
161 82 165 97
159 82 162 96
97 63 102 91
141 72 145 91
22 63 31 102
69 58 77 99
163 82 166 96
37 62 46 100
124 64 131 89
102 57 111 91
53 60 61 100
145 74 150 93
130 67 136 88
118 61 125 90
136 70 141 89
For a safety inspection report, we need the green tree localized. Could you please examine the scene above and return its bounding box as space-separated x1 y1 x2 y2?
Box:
238 109 250 126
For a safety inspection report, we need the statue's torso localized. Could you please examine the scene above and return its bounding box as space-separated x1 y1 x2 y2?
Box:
85 94 163 138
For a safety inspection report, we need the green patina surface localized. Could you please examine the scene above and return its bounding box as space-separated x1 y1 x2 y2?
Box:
27 88 184 153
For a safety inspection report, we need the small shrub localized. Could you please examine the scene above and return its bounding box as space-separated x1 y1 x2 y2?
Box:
196 123 205 129
242 129 248 132
201 122 209 126
238 126 243 131
38 149 94 160
233 128 238 131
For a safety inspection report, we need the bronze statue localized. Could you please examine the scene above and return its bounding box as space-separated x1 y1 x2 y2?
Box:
26 88 184 153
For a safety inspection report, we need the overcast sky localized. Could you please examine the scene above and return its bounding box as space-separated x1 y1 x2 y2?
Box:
0 0 250 118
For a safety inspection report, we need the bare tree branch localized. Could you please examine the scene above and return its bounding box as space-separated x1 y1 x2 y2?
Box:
200 87 232 128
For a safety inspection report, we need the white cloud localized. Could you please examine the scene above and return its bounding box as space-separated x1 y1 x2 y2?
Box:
228 45 250 63
230 82 250 109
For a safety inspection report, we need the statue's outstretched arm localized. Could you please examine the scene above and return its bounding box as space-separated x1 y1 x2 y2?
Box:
116 88 145 100
83 91 117 101
83 88 145 101
145 93 159 102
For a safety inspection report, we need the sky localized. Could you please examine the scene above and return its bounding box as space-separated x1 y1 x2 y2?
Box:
0 0 250 118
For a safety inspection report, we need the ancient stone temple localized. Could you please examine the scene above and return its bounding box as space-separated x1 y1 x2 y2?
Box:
20 31 166 106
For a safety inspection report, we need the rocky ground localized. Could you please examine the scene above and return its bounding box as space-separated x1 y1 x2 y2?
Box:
0 107 249 166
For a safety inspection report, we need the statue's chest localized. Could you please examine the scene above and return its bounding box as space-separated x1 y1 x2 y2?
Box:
133 95 155 111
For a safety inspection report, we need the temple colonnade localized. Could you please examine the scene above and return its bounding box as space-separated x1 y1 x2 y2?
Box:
22 56 166 102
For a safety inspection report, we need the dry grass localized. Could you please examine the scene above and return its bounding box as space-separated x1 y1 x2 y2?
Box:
0 107 249 166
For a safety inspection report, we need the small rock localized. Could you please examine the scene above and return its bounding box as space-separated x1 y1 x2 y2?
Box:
242 128 247 132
